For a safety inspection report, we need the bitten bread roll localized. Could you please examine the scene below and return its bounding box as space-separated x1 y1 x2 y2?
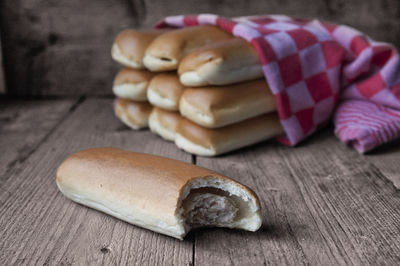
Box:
180 79 276 128
143 26 232 71
114 98 153 129
111 29 165 69
147 73 186 111
175 113 283 156
56 147 262 239
149 107 182 141
178 38 264 86
113 68 154 101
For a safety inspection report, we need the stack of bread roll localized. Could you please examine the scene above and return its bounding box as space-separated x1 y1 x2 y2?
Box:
111 26 284 156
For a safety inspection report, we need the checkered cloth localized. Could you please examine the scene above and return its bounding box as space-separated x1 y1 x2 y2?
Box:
156 14 400 152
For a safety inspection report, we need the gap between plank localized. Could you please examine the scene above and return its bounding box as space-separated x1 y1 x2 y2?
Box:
191 154 197 165
29 95 87 153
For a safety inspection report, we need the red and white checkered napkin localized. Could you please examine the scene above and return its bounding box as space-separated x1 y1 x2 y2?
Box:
156 14 400 152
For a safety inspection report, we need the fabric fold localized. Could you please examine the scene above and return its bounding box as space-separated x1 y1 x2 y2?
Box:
157 14 400 152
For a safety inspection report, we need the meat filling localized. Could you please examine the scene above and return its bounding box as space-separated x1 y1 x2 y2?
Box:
183 192 239 226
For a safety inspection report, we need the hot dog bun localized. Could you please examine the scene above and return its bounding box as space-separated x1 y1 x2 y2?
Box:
178 38 263 86
143 26 232 71
56 147 262 239
147 73 186 111
175 113 283 156
179 79 276 128
113 68 154 101
111 29 166 69
149 107 182 141
114 98 153 129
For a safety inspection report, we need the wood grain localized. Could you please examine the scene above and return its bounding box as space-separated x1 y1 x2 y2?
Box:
361 140 400 189
277 132 400 265
0 0 138 96
0 99 76 183
1 99 400 265
1 0 400 96
195 129 400 265
0 98 193 265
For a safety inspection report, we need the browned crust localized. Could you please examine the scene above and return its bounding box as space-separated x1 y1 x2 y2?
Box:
113 68 155 85
114 29 166 62
57 147 260 215
145 25 233 61
152 107 182 131
148 73 186 101
181 79 274 112
178 38 257 74
176 113 281 149
115 98 152 125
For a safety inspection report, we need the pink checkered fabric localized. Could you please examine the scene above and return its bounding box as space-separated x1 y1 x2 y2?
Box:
156 14 400 152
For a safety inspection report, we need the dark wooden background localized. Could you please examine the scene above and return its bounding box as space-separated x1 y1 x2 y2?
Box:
0 35 4 94
0 0 400 96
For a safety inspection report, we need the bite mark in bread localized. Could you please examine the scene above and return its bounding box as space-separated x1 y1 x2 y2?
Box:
56 148 262 239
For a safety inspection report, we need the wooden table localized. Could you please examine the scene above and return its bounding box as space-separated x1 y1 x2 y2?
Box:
1 98 400 265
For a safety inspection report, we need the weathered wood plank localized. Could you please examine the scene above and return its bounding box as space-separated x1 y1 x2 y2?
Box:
0 99 77 183
0 98 193 265
362 140 400 189
276 131 400 265
0 0 138 96
1 0 399 96
195 129 400 265
194 138 346 265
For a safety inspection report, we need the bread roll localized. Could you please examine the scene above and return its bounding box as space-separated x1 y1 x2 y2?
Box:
175 113 283 156
178 38 264 86
111 29 166 68
149 107 182 141
114 98 153 129
143 26 232 72
113 68 154 101
179 79 276 128
56 147 262 239
147 73 186 111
